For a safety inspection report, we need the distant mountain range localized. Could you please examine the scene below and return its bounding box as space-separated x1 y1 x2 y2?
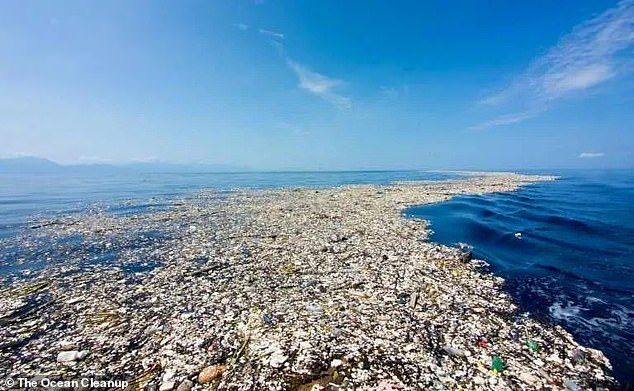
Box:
0 156 248 174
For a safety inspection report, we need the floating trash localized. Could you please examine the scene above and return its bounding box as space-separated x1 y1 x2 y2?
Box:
491 355 505 373
477 336 489 349
527 339 540 352
0 173 615 390
261 313 275 326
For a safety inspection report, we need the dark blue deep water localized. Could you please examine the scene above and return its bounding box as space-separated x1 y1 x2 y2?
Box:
406 170 634 382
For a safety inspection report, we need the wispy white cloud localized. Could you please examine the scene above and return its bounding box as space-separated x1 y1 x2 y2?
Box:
233 23 249 31
475 0 634 128
286 59 351 109
255 27 350 109
578 152 605 158
469 111 537 130
258 28 285 40
541 63 614 97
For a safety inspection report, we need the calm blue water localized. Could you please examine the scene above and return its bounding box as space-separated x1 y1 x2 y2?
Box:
406 170 634 381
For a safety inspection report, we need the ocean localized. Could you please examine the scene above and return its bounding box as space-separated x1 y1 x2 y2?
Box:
1 169 632 381
406 170 634 381
0 170 456 277
0 170 454 239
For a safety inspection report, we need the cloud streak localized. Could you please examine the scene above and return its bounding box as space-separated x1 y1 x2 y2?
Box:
578 152 604 158
468 111 537 130
254 27 350 109
258 29 285 40
474 0 634 129
286 60 351 109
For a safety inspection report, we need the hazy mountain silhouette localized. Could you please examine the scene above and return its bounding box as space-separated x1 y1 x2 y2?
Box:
0 157 248 173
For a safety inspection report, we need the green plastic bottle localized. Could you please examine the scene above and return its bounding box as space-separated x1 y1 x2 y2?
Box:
491 356 504 373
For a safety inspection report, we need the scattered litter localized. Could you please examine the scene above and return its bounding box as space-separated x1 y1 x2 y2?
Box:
198 364 226 384
377 379 403 390
261 312 275 326
491 355 505 373
477 337 489 349
0 173 615 389
527 339 540 352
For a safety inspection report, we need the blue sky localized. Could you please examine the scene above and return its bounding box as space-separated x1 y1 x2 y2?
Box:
1 0 633 170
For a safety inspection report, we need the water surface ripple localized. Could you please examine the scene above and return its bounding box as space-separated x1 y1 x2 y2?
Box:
405 170 634 381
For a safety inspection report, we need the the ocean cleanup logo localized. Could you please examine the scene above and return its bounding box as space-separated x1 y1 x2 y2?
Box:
1 377 129 389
